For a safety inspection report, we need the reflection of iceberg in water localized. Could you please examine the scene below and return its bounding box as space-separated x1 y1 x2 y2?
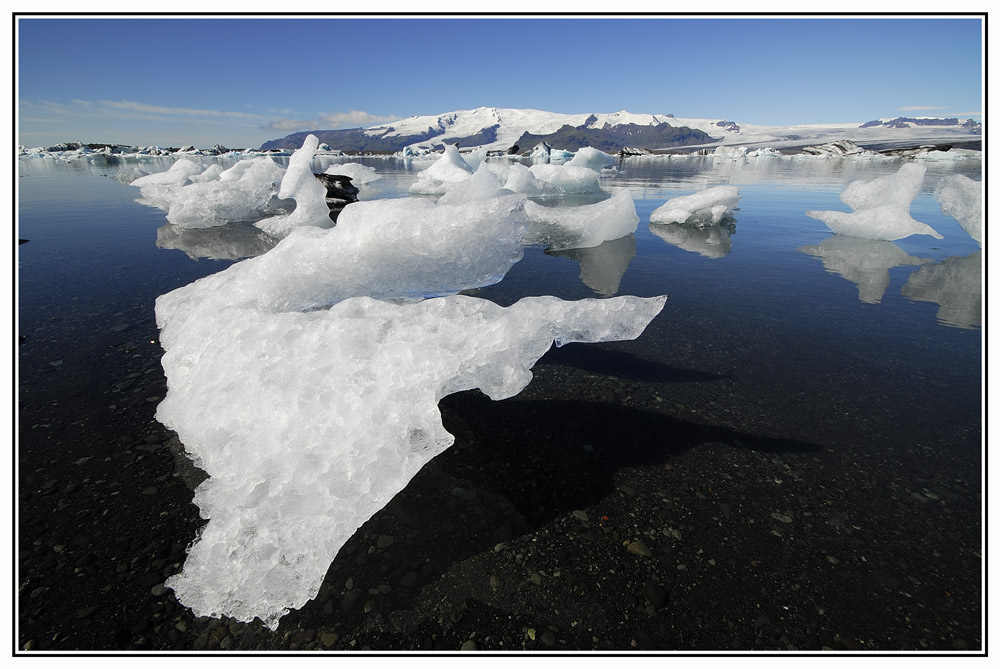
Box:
649 218 736 259
799 235 932 304
546 234 637 296
156 223 278 261
901 251 982 329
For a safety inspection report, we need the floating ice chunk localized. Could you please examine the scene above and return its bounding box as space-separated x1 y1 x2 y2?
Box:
487 162 562 197
408 144 474 195
438 165 509 204
901 251 982 329
650 186 741 226
324 162 381 185
462 146 490 171
156 193 530 327
158 292 666 629
800 235 932 304
256 135 331 238
131 158 205 188
806 163 942 241
133 158 288 229
528 164 602 194
524 191 639 250
565 147 616 171
935 174 982 246
547 235 637 296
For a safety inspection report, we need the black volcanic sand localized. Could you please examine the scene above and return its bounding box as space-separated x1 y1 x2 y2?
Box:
18 302 982 653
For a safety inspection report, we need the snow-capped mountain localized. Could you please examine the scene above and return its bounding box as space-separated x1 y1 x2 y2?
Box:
257 107 982 154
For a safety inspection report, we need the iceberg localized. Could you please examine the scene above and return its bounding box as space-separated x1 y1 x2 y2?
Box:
799 235 933 304
528 164 602 194
805 163 943 241
255 135 332 238
524 191 639 251
157 292 667 629
565 147 617 171
408 144 474 195
324 162 381 185
935 174 982 246
649 185 741 226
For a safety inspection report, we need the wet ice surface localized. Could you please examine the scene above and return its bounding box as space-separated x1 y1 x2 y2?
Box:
17 149 982 649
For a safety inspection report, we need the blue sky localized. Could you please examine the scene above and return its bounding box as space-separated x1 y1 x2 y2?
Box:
17 15 984 148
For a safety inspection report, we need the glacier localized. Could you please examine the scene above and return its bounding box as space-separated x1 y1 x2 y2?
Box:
805 163 943 241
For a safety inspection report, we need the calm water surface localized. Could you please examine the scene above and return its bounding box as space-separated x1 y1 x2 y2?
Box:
16 151 983 650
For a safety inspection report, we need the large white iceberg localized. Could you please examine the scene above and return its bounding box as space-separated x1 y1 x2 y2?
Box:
805 163 942 241
649 185 741 226
157 292 667 629
935 174 982 246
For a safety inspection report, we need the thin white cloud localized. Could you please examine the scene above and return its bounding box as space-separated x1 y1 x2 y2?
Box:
264 110 400 132
897 105 948 112
20 98 272 126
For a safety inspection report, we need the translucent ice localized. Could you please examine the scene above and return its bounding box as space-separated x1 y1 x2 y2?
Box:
524 191 639 250
324 162 381 185
649 186 741 226
528 164 603 194
565 147 617 171
805 163 942 241
935 174 982 246
157 292 667 629
255 135 332 238
408 144 474 195
156 193 530 323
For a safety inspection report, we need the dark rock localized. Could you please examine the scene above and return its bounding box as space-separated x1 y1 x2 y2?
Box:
642 581 669 609
313 173 360 222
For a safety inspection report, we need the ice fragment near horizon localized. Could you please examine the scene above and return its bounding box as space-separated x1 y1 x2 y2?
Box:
524 191 639 250
935 174 982 246
565 147 617 171
408 144 474 195
805 163 942 241
255 135 332 237
649 186 741 226
131 157 289 229
324 162 381 185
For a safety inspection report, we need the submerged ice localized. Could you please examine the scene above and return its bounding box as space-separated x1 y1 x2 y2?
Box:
805 163 942 241
151 137 667 629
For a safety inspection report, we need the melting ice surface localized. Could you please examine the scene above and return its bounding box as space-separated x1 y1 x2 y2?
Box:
153 138 667 629
805 163 943 241
935 174 983 246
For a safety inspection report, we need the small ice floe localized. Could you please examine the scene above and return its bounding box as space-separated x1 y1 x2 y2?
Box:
805 163 942 241
649 185 741 226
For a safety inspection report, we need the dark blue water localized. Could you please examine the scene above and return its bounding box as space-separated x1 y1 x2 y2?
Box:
16 152 983 651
